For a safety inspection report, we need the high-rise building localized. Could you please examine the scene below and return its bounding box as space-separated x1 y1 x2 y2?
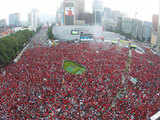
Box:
93 0 103 25
75 0 85 15
103 7 112 19
112 10 123 21
57 0 85 25
9 13 20 27
77 12 94 25
0 19 7 34
56 3 65 25
0 19 7 27
63 0 76 25
28 9 39 31
152 15 159 32
151 15 159 45
143 21 152 42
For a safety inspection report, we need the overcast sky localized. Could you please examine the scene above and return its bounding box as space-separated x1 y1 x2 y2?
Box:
0 0 159 22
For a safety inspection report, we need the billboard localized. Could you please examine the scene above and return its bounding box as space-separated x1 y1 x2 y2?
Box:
80 34 94 41
65 7 74 16
71 30 79 35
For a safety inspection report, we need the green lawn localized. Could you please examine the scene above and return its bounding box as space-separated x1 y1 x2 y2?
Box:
63 60 86 75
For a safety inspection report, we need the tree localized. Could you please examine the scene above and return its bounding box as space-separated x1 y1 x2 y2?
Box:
48 27 54 40
0 30 34 66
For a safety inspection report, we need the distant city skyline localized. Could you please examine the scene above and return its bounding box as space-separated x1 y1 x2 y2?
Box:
0 0 159 22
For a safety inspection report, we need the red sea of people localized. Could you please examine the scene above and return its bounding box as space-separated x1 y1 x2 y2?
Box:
0 42 160 120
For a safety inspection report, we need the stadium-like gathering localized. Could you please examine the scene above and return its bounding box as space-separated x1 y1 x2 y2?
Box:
0 42 160 119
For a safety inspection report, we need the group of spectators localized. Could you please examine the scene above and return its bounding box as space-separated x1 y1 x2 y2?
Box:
0 42 160 120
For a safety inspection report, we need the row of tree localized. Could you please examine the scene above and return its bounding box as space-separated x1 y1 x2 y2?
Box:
47 26 54 40
36 26 42 33
0 30 34 67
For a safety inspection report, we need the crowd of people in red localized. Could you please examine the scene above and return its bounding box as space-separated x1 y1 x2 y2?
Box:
0 42 160 120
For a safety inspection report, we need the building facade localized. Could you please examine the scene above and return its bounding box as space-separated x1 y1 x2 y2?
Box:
63 0 76 25
143 22 152 42
0 19 6 27
151 15 159 45
121 17 152 41
103 7 112 20
75 0 85 15
28 9 39 31
93 0 103 25
152 15 159 32
151 32 158 45
56 0 86 25
77 12 94 25
121 17 132 33
9 13 20 27
102 7 124 31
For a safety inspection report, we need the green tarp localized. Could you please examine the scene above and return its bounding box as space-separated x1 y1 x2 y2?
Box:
63 60 86 75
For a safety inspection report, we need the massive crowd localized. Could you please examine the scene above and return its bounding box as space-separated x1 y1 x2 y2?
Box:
0 42 160 120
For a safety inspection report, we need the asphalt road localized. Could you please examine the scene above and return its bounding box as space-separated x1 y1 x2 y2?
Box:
28 28 49 48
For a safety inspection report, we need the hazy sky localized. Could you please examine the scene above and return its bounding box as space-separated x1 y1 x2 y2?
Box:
0 0 159 22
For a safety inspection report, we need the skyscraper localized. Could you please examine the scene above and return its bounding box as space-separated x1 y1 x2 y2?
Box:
58 0 85 25
92 0 103 25
151 15 159 45
75 0 85 15
9 13 20 27
75 0 85 23
103 7 112 20
0 19 7 33
152 15 159 32
28 9 39 31
63 0 76 25
0 19 6 27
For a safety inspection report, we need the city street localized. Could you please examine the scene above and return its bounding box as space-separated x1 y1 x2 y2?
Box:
27 25 155 55
28 28 49 48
